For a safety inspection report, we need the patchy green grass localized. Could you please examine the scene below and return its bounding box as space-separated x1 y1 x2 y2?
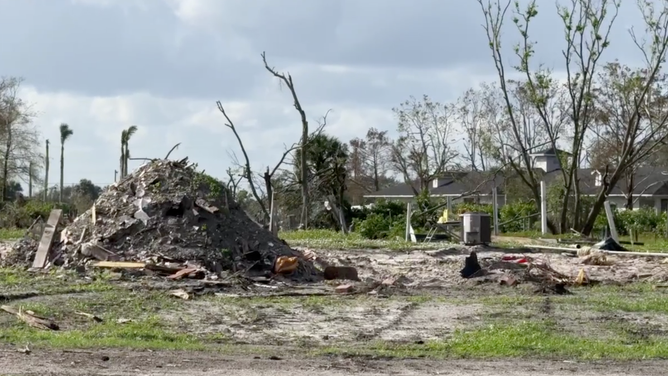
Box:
319 319 668 360
0 286 206 350
278 228 668 252
499 231 668 253
279 229 452 250
1 317 206 350
319 284 668 360
0 268 116 295
0 228 24 240
2 266 668 360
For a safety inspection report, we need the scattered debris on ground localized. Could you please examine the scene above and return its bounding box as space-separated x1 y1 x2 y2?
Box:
460 251 483 278
1 158 319 284
0 305 59 330
1 158 667 300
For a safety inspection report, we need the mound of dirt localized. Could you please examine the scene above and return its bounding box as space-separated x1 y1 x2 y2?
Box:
4 158 319 281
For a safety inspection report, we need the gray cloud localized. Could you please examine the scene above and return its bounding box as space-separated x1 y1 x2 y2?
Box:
1 0 663 189
0 0 258 99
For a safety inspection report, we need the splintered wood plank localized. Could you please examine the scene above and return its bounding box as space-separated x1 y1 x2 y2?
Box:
1 305 59 330
32 209 62 269
92 261 146 269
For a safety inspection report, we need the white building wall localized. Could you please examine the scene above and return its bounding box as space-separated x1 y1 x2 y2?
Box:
606 195 666 213
365 195 507 207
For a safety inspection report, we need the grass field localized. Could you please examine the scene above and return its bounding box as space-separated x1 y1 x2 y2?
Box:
0 228 24 241
2 227 668 366
1 267 668 360
280 228 668 253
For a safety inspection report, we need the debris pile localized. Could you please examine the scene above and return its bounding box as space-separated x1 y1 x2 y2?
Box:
462 251 596 294
1 238 38 268
4 158 319 281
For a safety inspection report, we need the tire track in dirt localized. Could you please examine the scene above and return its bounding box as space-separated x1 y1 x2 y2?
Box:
353 301 419 341
0 289 99 303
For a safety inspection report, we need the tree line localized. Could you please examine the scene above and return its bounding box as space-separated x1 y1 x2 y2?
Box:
3 0 668 237
222 0 668 236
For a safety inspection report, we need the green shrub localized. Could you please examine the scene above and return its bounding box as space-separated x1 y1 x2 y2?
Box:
614 208 665 236
355 212 406 240
498 200 538 233
350 199 409 239
0 200 74 228
455 202 493 216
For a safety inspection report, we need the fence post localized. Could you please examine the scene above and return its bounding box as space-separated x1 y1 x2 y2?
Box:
540 180 548 235
492 187 499 236
404 202 411 242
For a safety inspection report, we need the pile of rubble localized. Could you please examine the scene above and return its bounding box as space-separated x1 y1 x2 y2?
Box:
460 251 591 294
3 158 319 281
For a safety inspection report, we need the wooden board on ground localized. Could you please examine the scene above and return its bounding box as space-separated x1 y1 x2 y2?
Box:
0 305 59 330
31 209 62 269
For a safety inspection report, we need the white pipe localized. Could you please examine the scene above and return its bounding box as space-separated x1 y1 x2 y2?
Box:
540 180 548 235
600 250 668 257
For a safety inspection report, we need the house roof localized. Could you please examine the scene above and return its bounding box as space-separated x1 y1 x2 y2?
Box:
366 181 420 197
366 166 668 199
530 147 572 156
365 171 505 198
578 167 668 196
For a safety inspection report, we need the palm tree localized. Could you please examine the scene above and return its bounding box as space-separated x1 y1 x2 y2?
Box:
121 125 138 177
120 130 126 179
59 123 73 202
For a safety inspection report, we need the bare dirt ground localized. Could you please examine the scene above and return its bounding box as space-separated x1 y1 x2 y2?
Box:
3 243 668 375
2 349 668 376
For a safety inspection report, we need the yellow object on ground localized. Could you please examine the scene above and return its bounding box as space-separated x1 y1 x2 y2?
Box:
437 209 449 223
575 268 589 285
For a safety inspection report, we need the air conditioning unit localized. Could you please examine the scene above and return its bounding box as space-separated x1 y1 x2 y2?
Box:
460 212 492 245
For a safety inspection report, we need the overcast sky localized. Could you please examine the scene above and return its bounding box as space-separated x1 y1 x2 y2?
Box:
0 0 651 188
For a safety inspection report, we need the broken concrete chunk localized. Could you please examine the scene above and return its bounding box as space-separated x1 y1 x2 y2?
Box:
135 197 152 210
133 209 150 225
335 284 355 294
195 198 219 214
499 275 518 286
80 242 119 262
169 289 190 300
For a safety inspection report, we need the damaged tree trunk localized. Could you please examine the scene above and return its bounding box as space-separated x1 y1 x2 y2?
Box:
262 52 310 229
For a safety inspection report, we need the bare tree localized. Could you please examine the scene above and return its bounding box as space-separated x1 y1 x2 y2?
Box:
216 102 270 221
455 86 497 171
224 167 243 198
391 95 459 194
478 0 620 233
216 101 327 224
364 128 392 192
261 51 312 229
581 57 668 233
347 128 392 199
347 137 365 182
0 77 39 202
